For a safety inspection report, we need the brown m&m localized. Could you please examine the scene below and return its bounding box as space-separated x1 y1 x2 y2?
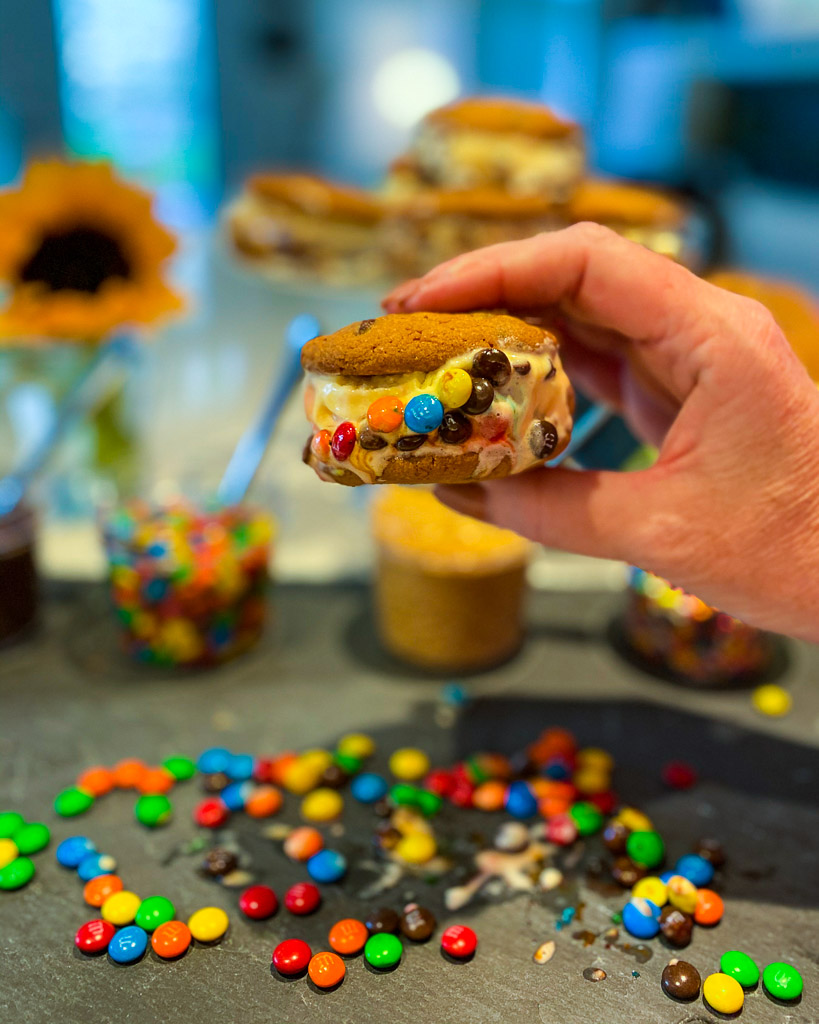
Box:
400 904 436 942
365 907 400 935
201 848 238 877
659 906 693 948
661 959 701 1001
611 857 646 888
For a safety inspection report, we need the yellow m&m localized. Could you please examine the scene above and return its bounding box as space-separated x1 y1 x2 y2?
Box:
0 839 18 869
632 876 668 907
435 368 473 409
188 906 229 943
389 748 430 782
395 833 437 865
301 788 344 823
101 890 141 926
337 733 375 760
703 973 744 1014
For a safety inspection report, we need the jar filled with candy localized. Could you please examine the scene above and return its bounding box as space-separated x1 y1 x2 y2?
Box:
101 500 274 667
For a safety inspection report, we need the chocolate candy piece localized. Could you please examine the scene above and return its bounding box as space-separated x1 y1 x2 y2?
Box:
473 348 511 387
201 847 238 877
462 378 494 414
545 362 557 380
611 856 646 888
373 797 392 818
356 318 376 334
202 771 230 793
661 959 701 1001
513 360 531 376
693 837 725 867
602 821 630 855
359 429 388 451
373 824 402 851
395 434 426 451
365 907 400 935
321 764 349 789
439 410 473 445
659 906 693 948
529 420 559 459
400 904 436 941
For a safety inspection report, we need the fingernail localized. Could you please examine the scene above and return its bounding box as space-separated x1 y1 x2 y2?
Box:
382 279 420 311
434 483 488 521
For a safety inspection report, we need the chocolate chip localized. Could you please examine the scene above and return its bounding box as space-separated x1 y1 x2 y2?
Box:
514 360 531 376
395 434 426 451
359 428 388 450
529 420 559 459
472 348 511 387
462 378 494 415
439 409 472 444
356 318 376 334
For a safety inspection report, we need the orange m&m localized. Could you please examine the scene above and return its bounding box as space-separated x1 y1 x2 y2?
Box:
136 768 175 795
312 430 331 461
283 826 324 862
151 920 192 959
84 873 123 908
76 766 115 797
308 950 346 989
245 785 283 818
472 780 506 812
113 759 147 789
694 888 724 926
328 918 368 956
367 396 404 434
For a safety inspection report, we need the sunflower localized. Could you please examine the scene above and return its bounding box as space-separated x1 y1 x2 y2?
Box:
0 160 183 342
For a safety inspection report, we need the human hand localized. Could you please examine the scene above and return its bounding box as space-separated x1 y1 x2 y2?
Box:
382 224 819 641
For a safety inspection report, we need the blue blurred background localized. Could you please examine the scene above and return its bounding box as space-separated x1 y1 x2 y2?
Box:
2 0 818 287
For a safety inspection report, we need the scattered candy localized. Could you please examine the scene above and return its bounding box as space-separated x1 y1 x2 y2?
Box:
11 822 50 855
720 950 760 988
113 759 148 789
201 847 239 877
329 918 368 956
108 925 148 965
622 897 661 939
0 856 35 890
283 826 324 862
703 972 744 1014
83 874 123 908
400 904 436 942
272 938 312 976
0 839 18 869
244 785 282 818
388 748 430 782
331 422 356 461
762 961 803 1001
674 854 714 887
568 801 604 836
632 877 668 906
626 830 664 869
0 812 25 839
239 884 278 920
351 773 388 804
307 849 347 883
135 895 176 932
364 933 403 970
441 924 477 960
75 919 115 955
197 748 231 775
135 793 173 828
162 756 196 781
54 787 95 817
193 797 229 829
365 907 400 935
659 906 693 948
367 396 404 434
666 875 697 915
533 940 556 964
221 781 252 811
395 833 436 865
308 950 346 988
337 733 375 761
662 761 697 790
661 959 701 1001
583 967 607 982
77 853 117 882
101 890 141 926
284 882 321 916
151 920 191 959
505 781 538 819
752 683 792 717
301 788 343 823
187 906 229 943
404 393 443 434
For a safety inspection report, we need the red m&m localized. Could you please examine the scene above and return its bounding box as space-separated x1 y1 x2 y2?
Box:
75 919 115 955
284 882 321 916
272 938 311 976
441 924 477 960
331 422 356 461
238 884 278 920
193 797 229 829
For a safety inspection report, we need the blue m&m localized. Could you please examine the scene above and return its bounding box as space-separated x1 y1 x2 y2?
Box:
226 753 254 781
196 747 231 774
56 836 96 869
77 853 117 881
404 394 444 434
307 849 347 884
622 897 661 939
108 925 148 965
221 781 253 811
504 780 538 819
351 773 389 804
674 854 714 887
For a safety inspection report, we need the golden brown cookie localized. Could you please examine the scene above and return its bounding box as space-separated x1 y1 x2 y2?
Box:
425 97 577 139
247 173 383 223
566 178 684 227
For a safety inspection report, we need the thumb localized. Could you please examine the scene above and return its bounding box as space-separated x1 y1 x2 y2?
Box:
435 466 672 565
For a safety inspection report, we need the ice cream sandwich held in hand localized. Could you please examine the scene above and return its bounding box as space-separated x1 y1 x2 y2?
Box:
301 311 574 486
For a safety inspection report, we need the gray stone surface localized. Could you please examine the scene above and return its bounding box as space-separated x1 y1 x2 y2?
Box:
1 583 817 1024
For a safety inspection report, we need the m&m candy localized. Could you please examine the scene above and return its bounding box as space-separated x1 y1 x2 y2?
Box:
365 907 400 935
12 822 50 855
568 801 604 836
720 950 760 988
101 890 141 926
364 933 403 970
197 748 231 774
622 897 661 939
351 773 388 804
226 753 254 781
308 951 346 989
75 919 115 954
193 797 229 829
220 781 252 812
703 972 744 1014
504 781 538 819
187 906 229 943
83 874 123 908
55 836 94 870
151 921 192 959
632 877 668 907
0 839 18 869
245 785 282 818
307 849 347 883
238 884 278 920
404 394 443 434
301 788 343 823
284 882 321 916
674 854 714 888
395 833 437 865
666 875 698 915
135 793 173 828
389 748 431 782
283 826 324 862
441 924 477 960
312 430 331 460
0 856 35 890
108 925 148 965
435 367 473 409
78 853 117 882
762 961 803 1001
337 733 375 760
162 755 196 781
329 918 368 956
626 830 665 869
0 812 25 838
400 904 436 942
54 787 95 817
135 768 175 796
367 396 404 434
331 422 356 461
113 759 148 789
272 938 312 976
135 895 175 932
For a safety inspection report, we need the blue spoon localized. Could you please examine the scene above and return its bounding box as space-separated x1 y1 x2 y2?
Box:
217 312 321 506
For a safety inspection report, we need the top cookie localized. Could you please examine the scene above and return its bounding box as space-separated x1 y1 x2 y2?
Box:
301 312 558 376
567 179 684 227
247 173 383 223
424 97 578 140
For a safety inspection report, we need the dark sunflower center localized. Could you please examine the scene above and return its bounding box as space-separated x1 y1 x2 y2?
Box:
18 227 131 293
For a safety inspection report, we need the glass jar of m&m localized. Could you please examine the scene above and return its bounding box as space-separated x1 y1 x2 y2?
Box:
102 500 274 667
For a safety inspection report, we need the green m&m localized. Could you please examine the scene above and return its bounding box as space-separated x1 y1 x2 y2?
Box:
135 895 175 931
54 787 95 817
364 933 403 970
415 789 443 817
12 822 50 855
0 856 35 890
626 830 665 869
333 752 362 775
569 801 604 836
720 950 759 988
135 793 172 828
162 756 196 781
0 812 25 839
762 962 803 1001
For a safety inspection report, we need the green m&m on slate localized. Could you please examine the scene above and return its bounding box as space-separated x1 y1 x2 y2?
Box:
364 932 403 970
569 801 604 836
415 789 443 817
762 962 803 1001
720 950 760 988
135 895 175 931
54 787 95 817
0 812 25 839
626 830 665 869
162 756 196 781
12 822 50 855
0 856 35 890
135 793 172 828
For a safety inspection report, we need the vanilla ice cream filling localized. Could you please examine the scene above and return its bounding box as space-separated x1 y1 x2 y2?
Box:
305 346 573 484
